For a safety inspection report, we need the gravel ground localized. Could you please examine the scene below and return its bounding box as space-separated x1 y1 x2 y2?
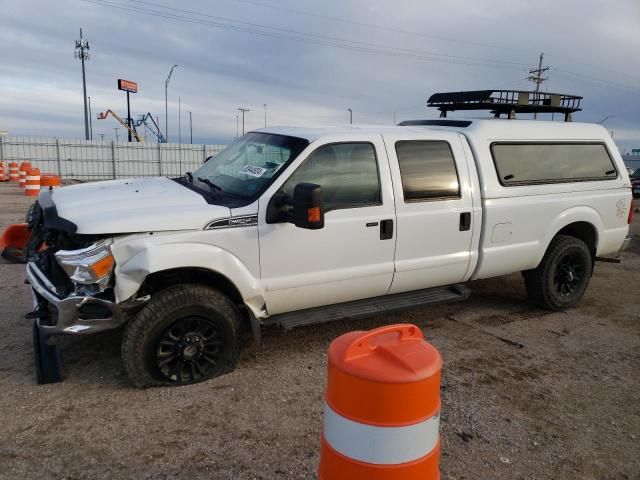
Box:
0 182 638 479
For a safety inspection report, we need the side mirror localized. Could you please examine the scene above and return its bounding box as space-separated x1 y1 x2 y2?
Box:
292 183 324 229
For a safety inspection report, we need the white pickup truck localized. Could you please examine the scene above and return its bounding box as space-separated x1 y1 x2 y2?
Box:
24 119 633 387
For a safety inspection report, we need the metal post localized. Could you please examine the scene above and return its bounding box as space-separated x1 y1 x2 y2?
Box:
111 140 117 179
188 111 193 143
75 28 91 141
158 141 162 176
202 144 206 163
126 91 132 143
55 138 62 176
165 64 178 143
348 108 353 124
88 96 93 140
238 108 249 135
0 136 3 162
264 103 267 128
178 96 181 144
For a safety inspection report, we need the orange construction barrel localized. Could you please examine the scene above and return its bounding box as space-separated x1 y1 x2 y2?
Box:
9 162 19 182
18 162 31 189
25 168 40 197
319 324 441 480
40 174 62 191
0 161 7 181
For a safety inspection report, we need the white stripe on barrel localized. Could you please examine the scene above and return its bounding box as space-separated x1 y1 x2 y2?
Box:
323 402 440 465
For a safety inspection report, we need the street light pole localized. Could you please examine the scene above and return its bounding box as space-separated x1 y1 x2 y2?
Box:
164 64 178 143
348 108 353 124
188 111 192 143
238 108 250 135
88 96 93 140
264 103 267 128
178 96 181 144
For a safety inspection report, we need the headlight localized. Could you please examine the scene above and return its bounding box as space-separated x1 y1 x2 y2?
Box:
55 239 115 287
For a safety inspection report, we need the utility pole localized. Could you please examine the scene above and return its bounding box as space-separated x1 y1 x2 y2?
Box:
264 103 267 128
528 52 549 119
164 64 178 143
238 108 250 135
88 96 93 140
188 111 193 143
74 28 90 140
348 108 353 124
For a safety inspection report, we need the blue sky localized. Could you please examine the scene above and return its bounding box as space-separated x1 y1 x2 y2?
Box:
1 0 639 151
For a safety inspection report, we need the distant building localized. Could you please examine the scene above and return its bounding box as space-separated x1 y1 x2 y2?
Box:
622 153 640 171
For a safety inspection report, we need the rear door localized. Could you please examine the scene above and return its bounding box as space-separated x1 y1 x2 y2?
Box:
382 131 476 294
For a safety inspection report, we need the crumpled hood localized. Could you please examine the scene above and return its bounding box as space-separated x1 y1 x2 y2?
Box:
50 177 230 234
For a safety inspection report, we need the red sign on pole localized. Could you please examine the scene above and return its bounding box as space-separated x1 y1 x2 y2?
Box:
117 79 138 93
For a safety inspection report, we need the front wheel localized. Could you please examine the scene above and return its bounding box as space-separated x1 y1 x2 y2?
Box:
524 235 593 311
122 284 243 388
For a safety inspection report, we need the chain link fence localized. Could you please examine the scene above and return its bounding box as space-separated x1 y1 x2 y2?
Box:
0 137 227 181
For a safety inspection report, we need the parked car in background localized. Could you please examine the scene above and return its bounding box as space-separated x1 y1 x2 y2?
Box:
630 168 640 198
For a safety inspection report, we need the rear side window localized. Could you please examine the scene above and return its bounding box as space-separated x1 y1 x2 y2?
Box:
395 141 460 201
491 143 617 186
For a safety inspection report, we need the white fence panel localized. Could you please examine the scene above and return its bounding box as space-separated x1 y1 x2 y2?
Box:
0 137 226 181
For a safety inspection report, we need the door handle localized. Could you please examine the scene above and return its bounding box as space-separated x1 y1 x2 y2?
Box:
459 212 471 231
380 219 393 240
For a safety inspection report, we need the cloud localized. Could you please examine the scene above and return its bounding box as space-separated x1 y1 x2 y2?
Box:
1 0 639 150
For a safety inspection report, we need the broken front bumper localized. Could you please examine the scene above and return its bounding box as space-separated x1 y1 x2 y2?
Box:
26 261 137 335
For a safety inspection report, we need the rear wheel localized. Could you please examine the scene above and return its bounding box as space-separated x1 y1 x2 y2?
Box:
122 284 242 388
524 235 593 310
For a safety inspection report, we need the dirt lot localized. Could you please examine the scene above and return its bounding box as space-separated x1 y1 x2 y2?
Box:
0 182 638 480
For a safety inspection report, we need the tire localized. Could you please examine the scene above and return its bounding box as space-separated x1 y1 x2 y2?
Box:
122 284 243 388
524 234 593 311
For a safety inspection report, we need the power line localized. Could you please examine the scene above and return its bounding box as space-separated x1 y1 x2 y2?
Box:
221 0 537 54
82 0 529 70
82 0 640 93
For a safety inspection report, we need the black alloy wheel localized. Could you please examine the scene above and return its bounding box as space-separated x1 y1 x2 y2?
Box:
155 316 225 383
553 253 587 297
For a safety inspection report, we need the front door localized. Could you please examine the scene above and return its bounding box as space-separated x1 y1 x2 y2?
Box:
258 135 397 315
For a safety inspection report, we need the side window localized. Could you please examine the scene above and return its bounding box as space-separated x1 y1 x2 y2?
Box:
395 141 460 201
281 143 381 210
491 143 617 185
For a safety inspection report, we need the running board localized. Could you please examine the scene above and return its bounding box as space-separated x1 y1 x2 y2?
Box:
263 284 471 330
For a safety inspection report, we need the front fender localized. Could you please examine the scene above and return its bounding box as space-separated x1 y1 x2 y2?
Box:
112 236 264 315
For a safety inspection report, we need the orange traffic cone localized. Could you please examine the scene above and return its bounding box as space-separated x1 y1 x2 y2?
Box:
9 162 19 182
319 324 441 480
25 167 40 196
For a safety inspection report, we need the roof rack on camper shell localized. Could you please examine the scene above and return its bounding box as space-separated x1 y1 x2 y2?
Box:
427 90 582 122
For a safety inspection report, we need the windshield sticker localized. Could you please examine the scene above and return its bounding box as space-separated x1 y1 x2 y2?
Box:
239 165 268 177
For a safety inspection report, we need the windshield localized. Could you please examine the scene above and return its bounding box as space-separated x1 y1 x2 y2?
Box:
192 132 309 198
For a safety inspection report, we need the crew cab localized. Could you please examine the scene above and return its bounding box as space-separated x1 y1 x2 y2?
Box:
24 119 633 387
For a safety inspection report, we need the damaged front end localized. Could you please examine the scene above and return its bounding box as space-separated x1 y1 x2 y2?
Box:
24 191 147 383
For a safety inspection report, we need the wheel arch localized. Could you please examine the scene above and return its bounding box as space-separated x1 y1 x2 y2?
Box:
537 207 603 266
